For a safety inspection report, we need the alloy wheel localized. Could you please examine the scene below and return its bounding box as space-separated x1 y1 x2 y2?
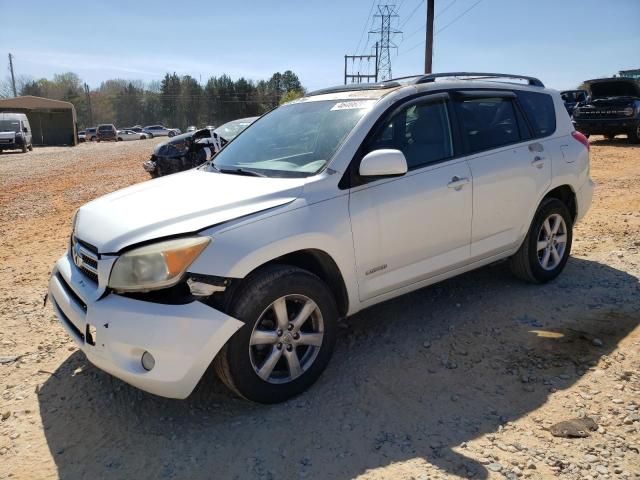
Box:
249 294 324 384
536 213 568 271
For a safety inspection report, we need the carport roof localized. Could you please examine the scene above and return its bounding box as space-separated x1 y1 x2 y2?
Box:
0 95 74 110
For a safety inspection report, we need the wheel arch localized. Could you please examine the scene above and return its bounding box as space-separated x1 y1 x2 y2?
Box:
542 184 577 222
230 249 349 318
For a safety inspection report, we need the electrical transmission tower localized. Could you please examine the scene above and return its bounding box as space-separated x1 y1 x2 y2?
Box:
369 4 401 81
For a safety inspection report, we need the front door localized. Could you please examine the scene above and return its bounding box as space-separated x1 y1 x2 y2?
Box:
349 95 473 301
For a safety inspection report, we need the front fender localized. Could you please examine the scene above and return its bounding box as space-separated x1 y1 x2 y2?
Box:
189 195 361 315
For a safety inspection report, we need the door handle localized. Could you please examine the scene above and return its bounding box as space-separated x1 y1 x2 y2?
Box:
447 176 470 190
531 156 546 169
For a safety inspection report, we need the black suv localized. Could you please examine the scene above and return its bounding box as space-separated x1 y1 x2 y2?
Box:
96 124 117 142
573 77 640 143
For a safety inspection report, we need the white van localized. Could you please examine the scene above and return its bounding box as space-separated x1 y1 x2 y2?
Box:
0 112 33 153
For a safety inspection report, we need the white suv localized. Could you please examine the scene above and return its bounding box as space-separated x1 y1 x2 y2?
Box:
48 72 594 403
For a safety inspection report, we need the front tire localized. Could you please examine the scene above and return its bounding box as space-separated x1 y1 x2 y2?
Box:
510 198 573 283
168 131 175 137
21 143 27 153
628 125 640 144
214 265 338 403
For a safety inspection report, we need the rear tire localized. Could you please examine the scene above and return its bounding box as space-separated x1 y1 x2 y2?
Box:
28 144 33 151
168 131 175 137
214 265 338 404
510 198 573 283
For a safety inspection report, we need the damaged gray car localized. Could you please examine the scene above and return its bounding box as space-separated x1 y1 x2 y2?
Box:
143 117 258 178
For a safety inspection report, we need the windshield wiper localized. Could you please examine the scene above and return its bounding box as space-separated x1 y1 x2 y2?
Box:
217 167 266 177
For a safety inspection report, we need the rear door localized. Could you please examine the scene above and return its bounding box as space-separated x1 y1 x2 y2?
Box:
452 90 552 259
349 94 473 301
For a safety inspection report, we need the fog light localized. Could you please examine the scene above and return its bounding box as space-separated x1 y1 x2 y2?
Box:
141 351 155 371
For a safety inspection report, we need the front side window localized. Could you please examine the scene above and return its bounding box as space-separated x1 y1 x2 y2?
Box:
209 99 374 177
455 97 520 153
368 99 453 170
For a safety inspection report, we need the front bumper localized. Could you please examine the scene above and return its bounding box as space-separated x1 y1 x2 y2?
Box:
573 117 639 135
48 253 243 398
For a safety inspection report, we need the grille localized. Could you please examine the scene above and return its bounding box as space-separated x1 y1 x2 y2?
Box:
71 238 99 283
578 108 631 119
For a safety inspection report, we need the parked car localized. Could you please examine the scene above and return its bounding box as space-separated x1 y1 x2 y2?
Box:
142 125 181 138
572 77 640 142
117 129 148 141
0 112 33 153
78 130 86 142
48 72 593 403
143 117 258 177
560 89 588 116
85 127 97 141
123 125 144 133
96 124 117 142
186 125 197 132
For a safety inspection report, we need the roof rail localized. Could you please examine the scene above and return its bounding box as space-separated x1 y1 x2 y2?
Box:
307 81 401 97
414 72 545 88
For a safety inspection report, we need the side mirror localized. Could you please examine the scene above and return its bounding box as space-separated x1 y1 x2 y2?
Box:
23 127 28 133
359 149 408 177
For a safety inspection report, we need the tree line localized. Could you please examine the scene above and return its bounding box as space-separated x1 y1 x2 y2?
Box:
9 70 304 129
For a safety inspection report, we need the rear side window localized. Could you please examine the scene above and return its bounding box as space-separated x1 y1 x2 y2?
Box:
454 97 520 153
517 91 556 138
368 99 453 170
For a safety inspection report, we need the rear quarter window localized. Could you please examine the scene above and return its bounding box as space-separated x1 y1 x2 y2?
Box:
516 91 556 138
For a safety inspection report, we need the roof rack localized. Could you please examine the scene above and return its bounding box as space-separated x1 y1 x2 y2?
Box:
412 72 545 87
306 82 401 97
305 72 544 98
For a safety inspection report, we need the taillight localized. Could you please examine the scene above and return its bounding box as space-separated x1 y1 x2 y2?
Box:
572 131 590 151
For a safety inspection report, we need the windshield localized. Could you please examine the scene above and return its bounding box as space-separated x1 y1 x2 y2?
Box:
213 117 257 141
0 120 20 133
209 100 374 177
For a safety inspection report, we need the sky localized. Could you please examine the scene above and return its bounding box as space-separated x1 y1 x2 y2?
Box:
1 0 639 92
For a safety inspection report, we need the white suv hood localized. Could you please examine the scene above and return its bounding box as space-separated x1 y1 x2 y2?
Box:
75 169 305 253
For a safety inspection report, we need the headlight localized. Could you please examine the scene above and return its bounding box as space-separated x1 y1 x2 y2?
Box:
108 236 210 292
623 107 634 116
572 108 581 118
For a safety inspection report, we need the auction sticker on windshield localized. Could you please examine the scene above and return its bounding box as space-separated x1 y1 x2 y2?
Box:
330 100 376 111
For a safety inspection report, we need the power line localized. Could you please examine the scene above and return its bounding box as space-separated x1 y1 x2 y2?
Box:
399 0 458 45
435 0 484 35
436 0 458 19
397 0 485 58
355 0 377 55
398 0 423 30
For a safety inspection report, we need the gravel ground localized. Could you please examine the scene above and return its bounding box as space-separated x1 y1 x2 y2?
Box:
0 137 638 480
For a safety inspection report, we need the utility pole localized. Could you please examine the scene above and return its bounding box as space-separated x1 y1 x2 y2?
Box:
369 4 401 81
8 53 17 97
424 0 435 74
343 42 379 84
84 83 94 127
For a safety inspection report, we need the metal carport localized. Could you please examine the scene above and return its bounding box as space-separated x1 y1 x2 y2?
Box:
0 96 78 146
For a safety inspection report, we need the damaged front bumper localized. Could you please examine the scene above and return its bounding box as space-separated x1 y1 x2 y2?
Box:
48 252 243 399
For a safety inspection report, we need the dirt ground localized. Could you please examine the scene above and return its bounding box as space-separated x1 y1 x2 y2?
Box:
0 137 638 480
